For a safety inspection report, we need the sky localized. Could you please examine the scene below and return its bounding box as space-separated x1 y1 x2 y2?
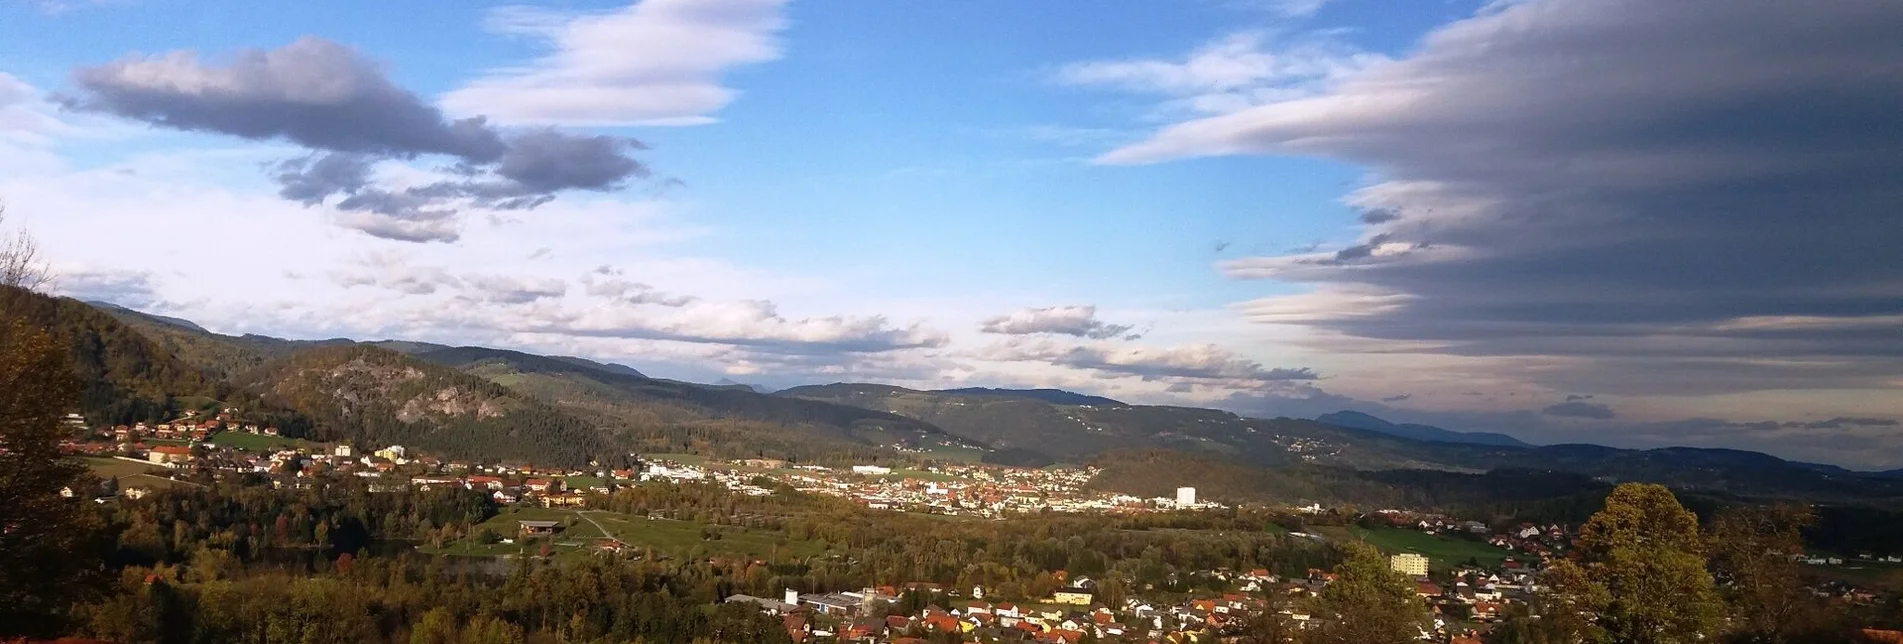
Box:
2 0 1900 467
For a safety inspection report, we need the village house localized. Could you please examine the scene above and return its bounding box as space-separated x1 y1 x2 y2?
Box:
148 445 193 466
517 520 563 537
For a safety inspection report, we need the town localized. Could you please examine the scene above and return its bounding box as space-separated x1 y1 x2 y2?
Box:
60 409 1903 643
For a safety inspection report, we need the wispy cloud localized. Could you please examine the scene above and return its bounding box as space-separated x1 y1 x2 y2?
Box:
441 0 788 126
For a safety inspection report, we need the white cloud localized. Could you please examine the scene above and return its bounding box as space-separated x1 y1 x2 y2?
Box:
441 0 789 126
980 305 1134 339
1055 30 1380 118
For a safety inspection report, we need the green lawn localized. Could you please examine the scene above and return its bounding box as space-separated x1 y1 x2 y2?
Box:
642 453 709 466
564 475 608 490
83 457 182 489
919 444 986 463
432 507 824 561
1805 561 1903 591
1342 526 1511 570
587 512 826 559
208 431 306 451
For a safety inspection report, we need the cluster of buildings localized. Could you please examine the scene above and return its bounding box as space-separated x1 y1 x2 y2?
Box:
731 584 1290 643
636 457 1223 518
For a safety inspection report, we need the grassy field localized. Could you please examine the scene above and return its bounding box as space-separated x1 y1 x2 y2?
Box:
642 453 709 466
919 444 986 463
83 457 183 489
563 475 608 489
432 507 824 560
1805 561 1903 591
588 512 825 559
208 431 306 451
1319 525 1510 570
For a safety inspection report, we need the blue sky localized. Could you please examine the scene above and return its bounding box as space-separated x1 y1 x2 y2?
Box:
3 0 1900 467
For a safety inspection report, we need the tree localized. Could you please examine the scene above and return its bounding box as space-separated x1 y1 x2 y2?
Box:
0 207 52 291
1523 558 1612 644
1575 483 1721 644
1707 504 1846 643
1308 542 1428 644
0 317 105 635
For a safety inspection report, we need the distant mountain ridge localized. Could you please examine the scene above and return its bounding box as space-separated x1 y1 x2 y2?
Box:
1316 410 1530 447
933 387 1125 406
8 292 1898 501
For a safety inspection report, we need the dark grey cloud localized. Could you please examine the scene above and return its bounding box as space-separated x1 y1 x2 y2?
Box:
1139 0 1903 398
65 37 649 243
1565 394 1593 402
66 37 505 160
1380 393 1410 402
1356 208 1399 224
1541 401 1616 420
980 305 1136 340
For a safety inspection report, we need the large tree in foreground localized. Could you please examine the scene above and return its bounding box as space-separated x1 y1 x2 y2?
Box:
1573 483 1723 644
1706 504 1852 643
0 315 103 635
1308 541 1428 644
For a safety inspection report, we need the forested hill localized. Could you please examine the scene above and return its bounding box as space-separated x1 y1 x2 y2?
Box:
933 387 1126 406
97 302 351 382
776 382 1462 469
1315 410 1529 447
42 296 1903 500
238 344 615 467
0 286 223 425
413 346 976 462
782 381 1903 502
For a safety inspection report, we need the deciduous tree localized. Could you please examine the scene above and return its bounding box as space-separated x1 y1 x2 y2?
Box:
0 317 105 635
1309 541 1427 644
1576 483 1722 644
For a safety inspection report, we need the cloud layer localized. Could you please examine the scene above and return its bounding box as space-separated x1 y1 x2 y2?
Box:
1086 0 1903 400
64 37 649 242
441 0 788 126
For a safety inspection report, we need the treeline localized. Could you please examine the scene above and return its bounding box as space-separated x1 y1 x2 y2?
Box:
0 286 222 426
100 480 498 569
590 480 1341 604
79 553 792 644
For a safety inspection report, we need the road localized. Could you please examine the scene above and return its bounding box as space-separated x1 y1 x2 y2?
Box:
577 510 628 547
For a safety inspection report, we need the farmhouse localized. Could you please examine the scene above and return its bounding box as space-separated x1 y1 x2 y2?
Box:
518 520 563 537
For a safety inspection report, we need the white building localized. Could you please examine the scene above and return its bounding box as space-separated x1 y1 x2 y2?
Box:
1390 553 1430 577
852 465 892 476
334 444 354 458
1175 486 1197 508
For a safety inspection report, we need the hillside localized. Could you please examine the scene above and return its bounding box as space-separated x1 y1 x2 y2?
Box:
97 304 350 382
62 300 1903 501
934 387 1125 406
413 347 977 464
1316 410 1529 447
1 286 224 424
1086 449 1614 509
238 344 615 467
777 382 1458 469
781 382 1903 502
